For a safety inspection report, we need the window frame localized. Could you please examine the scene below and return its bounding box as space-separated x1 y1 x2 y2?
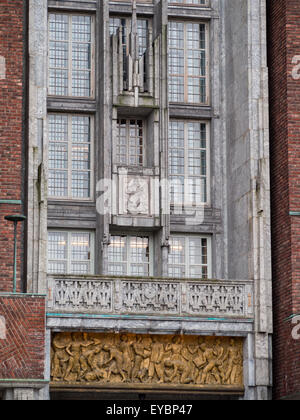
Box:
47 113 95 202
48 12 96 99
114 118 146 168
168 19 210 105
168 234 212 279
107 233 154 277
47 230 95 275
169 119 211 207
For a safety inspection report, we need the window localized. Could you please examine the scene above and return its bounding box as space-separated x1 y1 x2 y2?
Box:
168 235 211 279
116 119 144 166
48 13 94 97
169 120 209 206
168 21 208 104
48 231 94 275
108 235 152 277
48 114 93 200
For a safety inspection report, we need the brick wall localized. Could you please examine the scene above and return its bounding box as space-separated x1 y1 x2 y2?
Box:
0 295 45 379
267 0 300 400
0 0 25 293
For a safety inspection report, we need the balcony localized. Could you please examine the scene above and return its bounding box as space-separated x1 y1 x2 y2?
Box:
47 275 254 319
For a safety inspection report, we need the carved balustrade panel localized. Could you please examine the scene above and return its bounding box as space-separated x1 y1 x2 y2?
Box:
120 281 180 314
51 332 244 390
48 276 254 318
50 279 113 313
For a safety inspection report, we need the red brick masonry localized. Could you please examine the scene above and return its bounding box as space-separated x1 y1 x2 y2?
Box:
267 0 300 400
0 295 46 380
0 0 25 293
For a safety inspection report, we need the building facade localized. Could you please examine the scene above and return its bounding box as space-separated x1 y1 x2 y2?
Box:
268 0 300 401
0 0 47 400
0 0 274 400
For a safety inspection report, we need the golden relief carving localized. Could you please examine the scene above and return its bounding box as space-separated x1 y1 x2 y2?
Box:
51 333 244 388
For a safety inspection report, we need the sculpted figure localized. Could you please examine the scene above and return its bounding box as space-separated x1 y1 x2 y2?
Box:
199 340 222 385
64 333 94 382
132 335 151 382
79 338 103 381
148 336 165 383
164 336 193 384
222 339 241 385
51 333 71 382
118 334 134 380
103 343 127 382
126 178 148 215
85 346 108 382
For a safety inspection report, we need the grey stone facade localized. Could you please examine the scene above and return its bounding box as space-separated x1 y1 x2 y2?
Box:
23 0 272 400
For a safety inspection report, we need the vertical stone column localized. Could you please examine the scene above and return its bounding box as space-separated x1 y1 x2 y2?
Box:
27 0 48 294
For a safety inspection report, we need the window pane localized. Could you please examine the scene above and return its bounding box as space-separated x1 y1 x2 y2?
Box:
71 233 91 274
108 236 150 276
169 21 207 104
168 237 186 278
108 236 127 276
49 14 69 96
48 14 93 97
169 121 208 206
48 114 92 200
48 115 68 197
168 236 209 279
116 119 144 166
48 231 93 275
48 232 68 274
72 116 91 198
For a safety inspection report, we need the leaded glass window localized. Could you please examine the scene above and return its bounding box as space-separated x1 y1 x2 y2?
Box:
168 235 211 279
48 114 92 200
48 13 94 97
116 119 144 166
169 120 209 206
107 235 152 277
169 21 208 104
48 231 94 275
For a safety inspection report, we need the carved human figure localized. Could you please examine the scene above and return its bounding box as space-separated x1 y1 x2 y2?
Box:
79 338 103 381
51 333 71 382
119 334 134 380
126 178 148 215
131 335 151 382
85 346 108 382
103 343 127 382
222 339 241 385
64 333 94 382
164 336 193 384
148 336 165 383
199 340 222 385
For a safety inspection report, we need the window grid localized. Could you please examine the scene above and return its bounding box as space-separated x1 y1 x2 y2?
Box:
48 114 93 200
169 120 209 206
49 13 94 98
107 235 152 277
48 231 94 275
169 21 208 104
116 119 144 167
168 236 210 279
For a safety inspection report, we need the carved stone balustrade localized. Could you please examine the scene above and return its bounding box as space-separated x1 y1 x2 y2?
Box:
47 275 254 319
